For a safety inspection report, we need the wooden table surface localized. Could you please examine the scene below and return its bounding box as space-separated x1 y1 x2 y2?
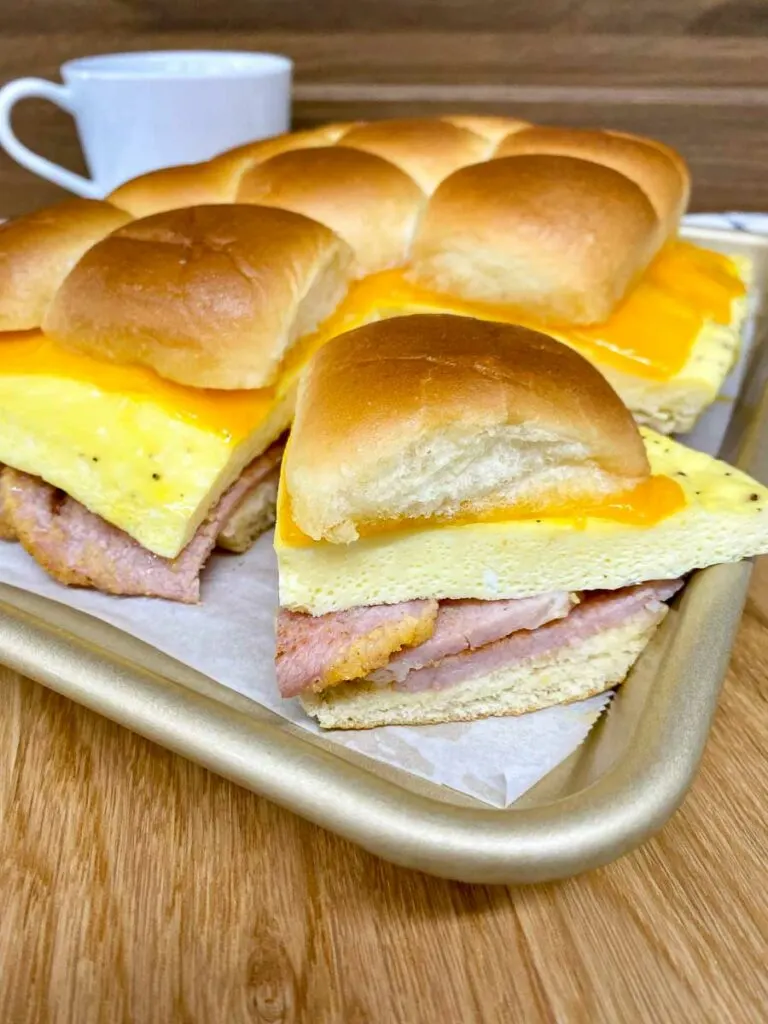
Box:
1 562 766 1024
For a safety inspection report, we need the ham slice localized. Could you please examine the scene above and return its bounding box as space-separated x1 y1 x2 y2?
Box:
0 443 283 603
0 466 15 541
276 600 439 698
368 592 575 684
386 580 683 693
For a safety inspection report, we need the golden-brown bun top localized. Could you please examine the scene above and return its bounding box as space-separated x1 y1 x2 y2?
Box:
409 154 662 324
609 129 691 213
494 125 688 232
236 146 426 276
337 118 492 193
441 114 531 142
211 124 350 178
108 160 241 218
43 205 354 390
108 125 349 219
286 314 650 543
0 199 133 331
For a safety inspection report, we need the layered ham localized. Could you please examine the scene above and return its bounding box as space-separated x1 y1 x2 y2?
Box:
0 442 283 602
389 580 682 693
368 592 577 684
276 599 439 698
276 580 683 699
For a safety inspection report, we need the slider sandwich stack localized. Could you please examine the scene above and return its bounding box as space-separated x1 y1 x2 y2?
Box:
0 205 355 600
274 316 768 729
106 116 749 434
0 115 755 602
1 118 747 433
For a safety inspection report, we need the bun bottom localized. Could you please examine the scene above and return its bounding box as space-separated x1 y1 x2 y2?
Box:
300 606 668 729
216 472 279 553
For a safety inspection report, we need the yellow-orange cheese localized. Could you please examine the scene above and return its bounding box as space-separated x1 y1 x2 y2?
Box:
314 241 746 383
278 473 687 548
0 240 747 438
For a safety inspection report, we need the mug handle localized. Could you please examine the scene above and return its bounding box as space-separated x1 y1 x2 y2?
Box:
0 77 103 199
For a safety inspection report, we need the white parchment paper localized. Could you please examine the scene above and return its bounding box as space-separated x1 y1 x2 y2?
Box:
0 213 757 808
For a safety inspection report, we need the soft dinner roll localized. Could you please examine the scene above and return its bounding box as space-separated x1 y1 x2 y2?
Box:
109 124 348 218
286 314 650 543
236 146 426 275
44 205 354 390
610 129 692 213
441 114 531 142
109 159 245 218
409 154 663 323
493 126 688 234
211 123 351 177
0 199 132 331
337 118 493 192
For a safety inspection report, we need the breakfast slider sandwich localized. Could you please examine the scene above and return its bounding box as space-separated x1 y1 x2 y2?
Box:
274 315 768 729
315 128 747 433
0 204 354 601
1 117 749 455
405 134 749 433
101 117 748 432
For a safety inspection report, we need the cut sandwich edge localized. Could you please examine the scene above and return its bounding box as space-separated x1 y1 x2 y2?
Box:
300 605 666 729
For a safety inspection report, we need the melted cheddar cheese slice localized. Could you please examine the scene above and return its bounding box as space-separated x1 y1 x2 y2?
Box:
278 473 687 549
318 241 748 384
0 329 312 558
276 429 768 615
0 291 378 558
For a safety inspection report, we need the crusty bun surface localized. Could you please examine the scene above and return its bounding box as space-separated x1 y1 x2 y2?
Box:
609 129 692 214
109 160 242 218
337 118 493 192
493 126 687 232
108 125 349 219
409 154 662 324
236 146 426 275
0 199 132 331
286 314 650 543
43 205 354 390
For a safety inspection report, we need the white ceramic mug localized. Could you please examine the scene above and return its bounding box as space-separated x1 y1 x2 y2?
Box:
0 50 293 199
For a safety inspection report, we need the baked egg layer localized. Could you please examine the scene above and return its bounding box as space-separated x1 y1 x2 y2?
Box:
0 332 294 557
276 429 768 614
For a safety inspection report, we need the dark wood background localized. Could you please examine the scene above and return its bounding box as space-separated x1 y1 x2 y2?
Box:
2 2 768 216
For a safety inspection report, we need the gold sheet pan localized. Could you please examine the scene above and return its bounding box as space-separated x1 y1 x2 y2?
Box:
0 225 766 884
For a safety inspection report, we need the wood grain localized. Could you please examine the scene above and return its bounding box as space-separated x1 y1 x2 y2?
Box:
1 0 764 35
1 561 767 1023
4 30 768 215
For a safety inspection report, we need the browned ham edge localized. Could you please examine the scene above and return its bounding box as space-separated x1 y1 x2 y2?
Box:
276 580 683 699
0 442 284 603
0 466 15 541
276 600 439 698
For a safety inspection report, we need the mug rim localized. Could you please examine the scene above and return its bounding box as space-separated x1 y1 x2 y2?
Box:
62 50 293 79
